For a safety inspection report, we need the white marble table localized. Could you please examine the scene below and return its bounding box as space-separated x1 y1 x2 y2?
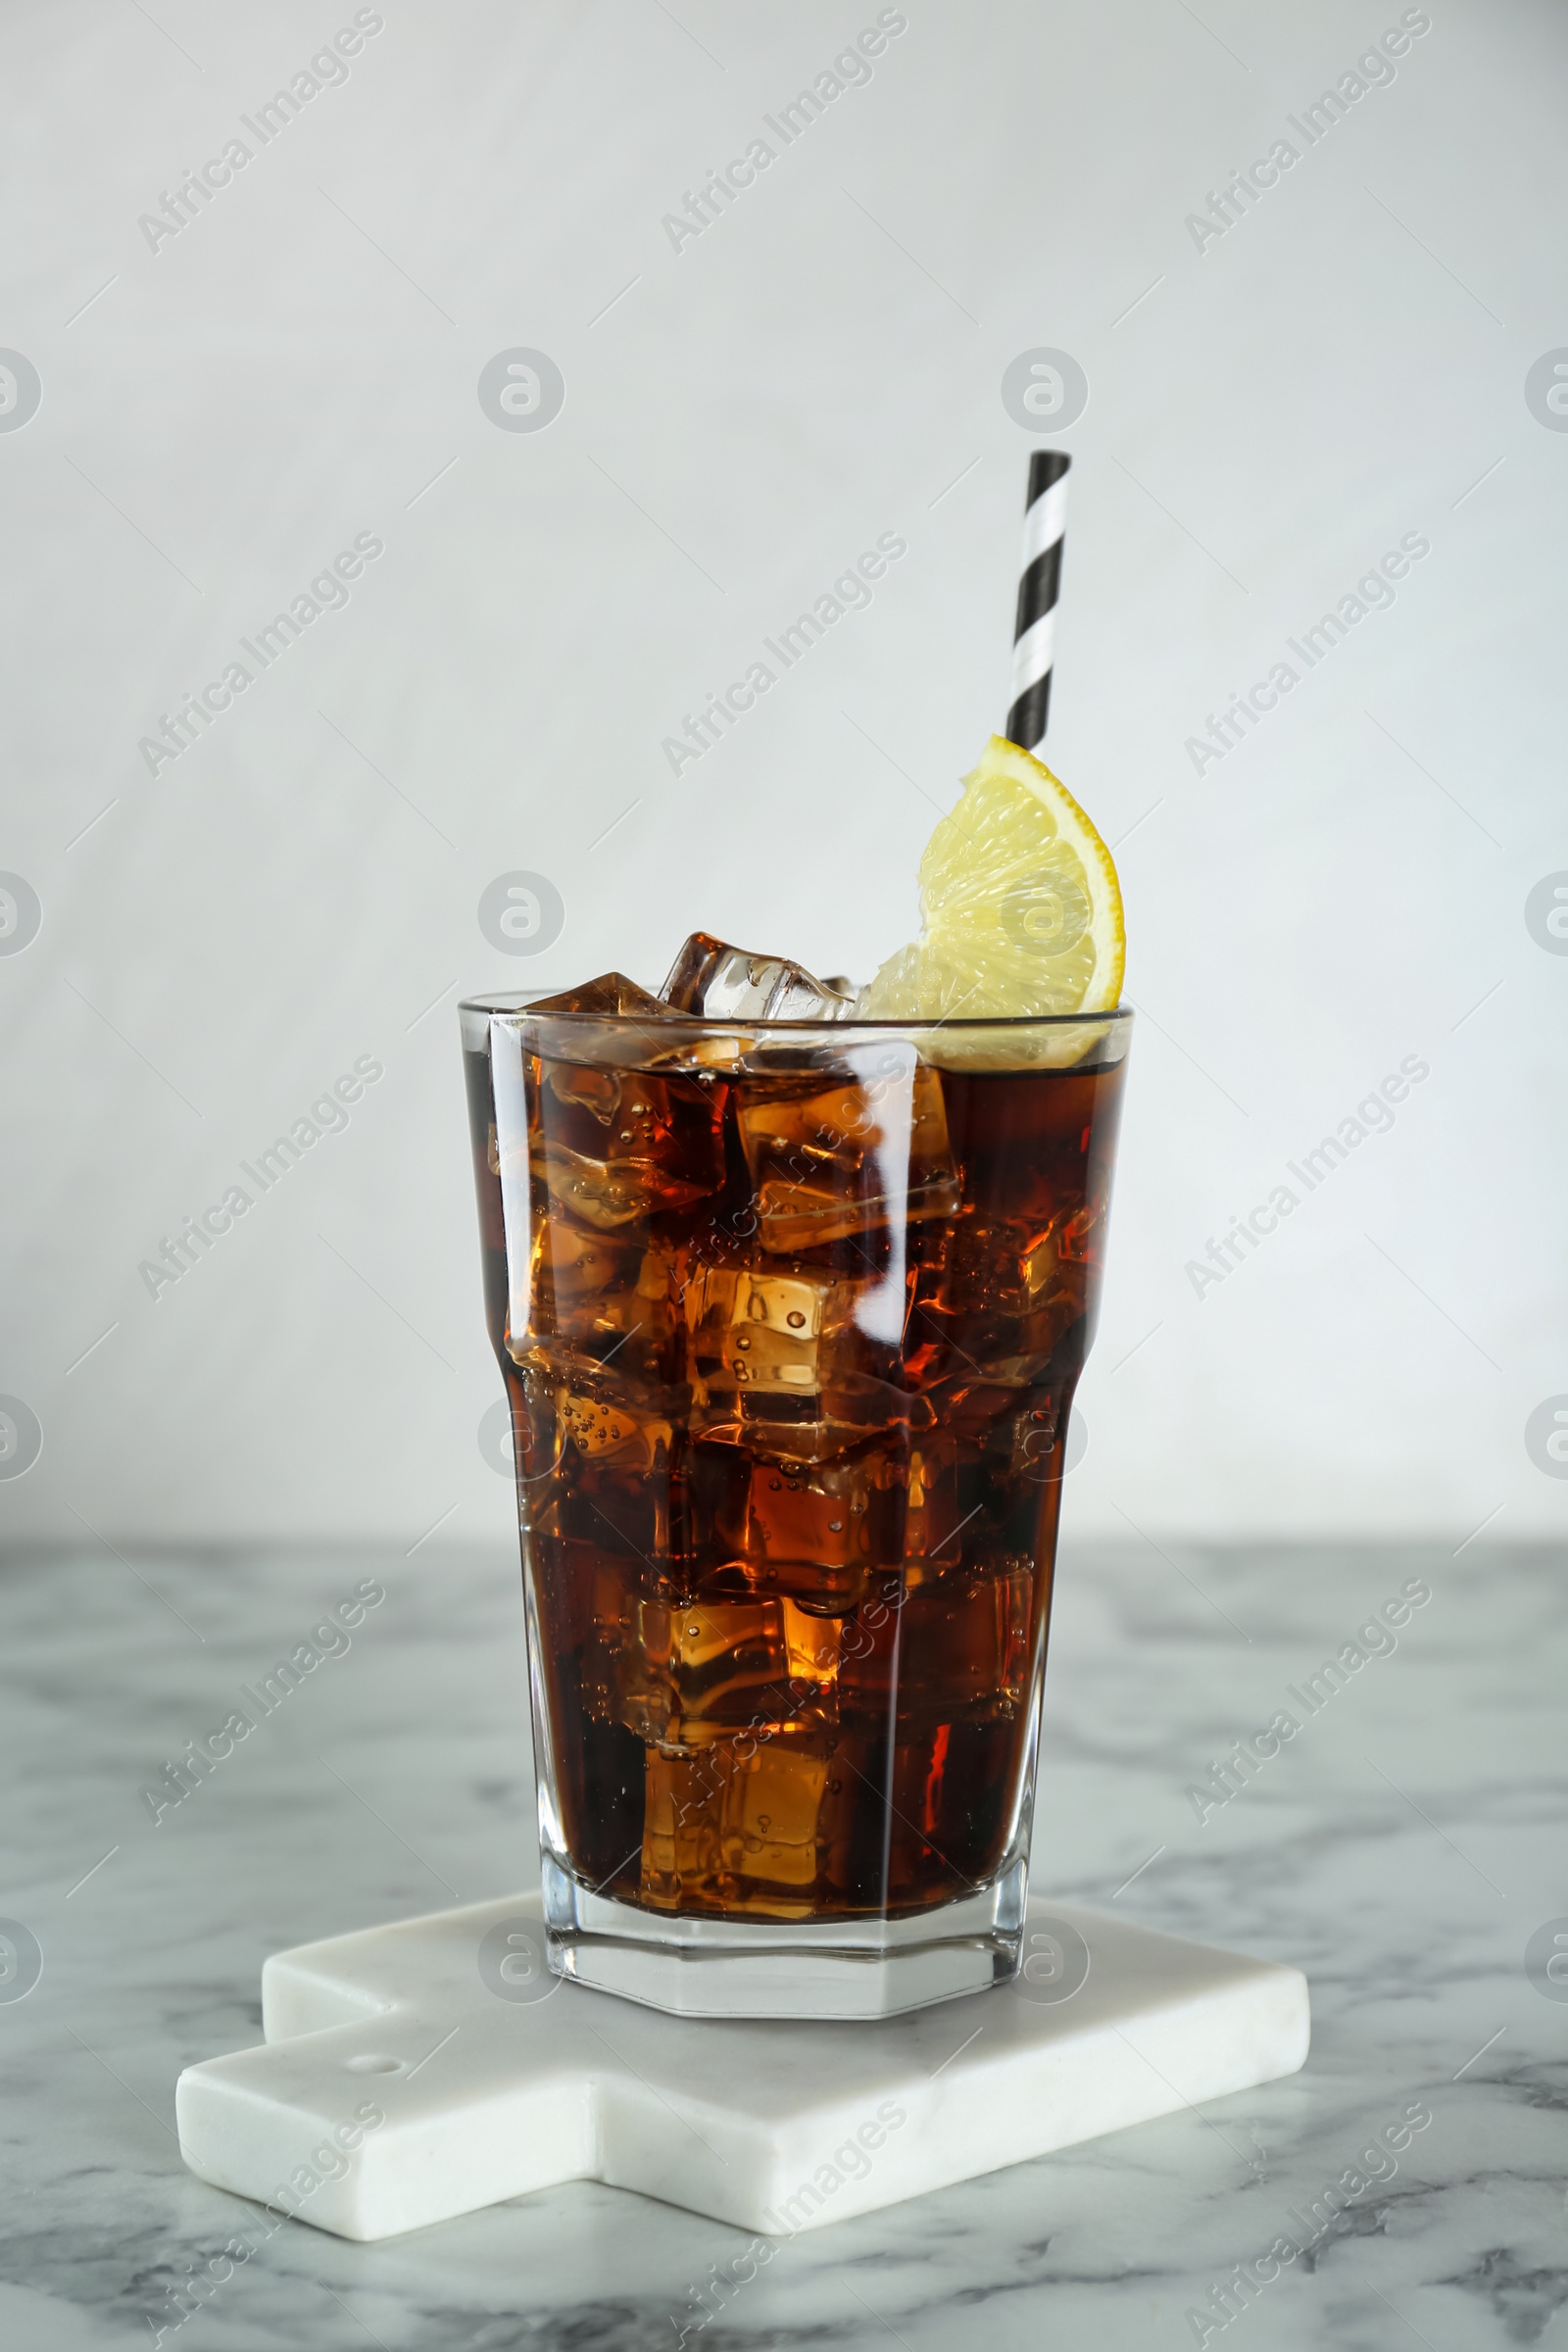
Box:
0 1539 1562 2349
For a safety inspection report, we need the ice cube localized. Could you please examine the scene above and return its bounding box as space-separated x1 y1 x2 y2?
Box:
736 1063 958 1251
910 1203 1090 1373
660 933 857 1021
534 1068 727 1228
540 1144 706 1228
717 1740 831 1887
641 1737 832 1904
735 1445 907 1615
547 1062 622 1125
682 1263 858 1395
532 1222 639 1305
511 1357 681 1566
619 1592 841 1745
680 1430 908 1613
838 1552 1033 1729
526 1226 677 1372
895 1558 1034 1723
527 972 674 1018
526 1224 641 1349
695 1374 934 1469
511 1350 674 1478
558 1383 672 1469
743 1447 906 1565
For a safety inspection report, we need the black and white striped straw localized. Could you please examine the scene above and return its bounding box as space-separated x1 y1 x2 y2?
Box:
1005 450 1071 754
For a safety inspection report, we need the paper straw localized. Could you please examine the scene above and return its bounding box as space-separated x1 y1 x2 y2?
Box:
1006 451 1071 753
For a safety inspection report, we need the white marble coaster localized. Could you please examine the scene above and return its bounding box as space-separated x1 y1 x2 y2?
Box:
176 1895 1309 2242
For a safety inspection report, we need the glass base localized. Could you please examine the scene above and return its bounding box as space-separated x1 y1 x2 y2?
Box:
540 1853 1029 2019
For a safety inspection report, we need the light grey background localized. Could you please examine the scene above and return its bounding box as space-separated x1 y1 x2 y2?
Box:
2 0 1564 1547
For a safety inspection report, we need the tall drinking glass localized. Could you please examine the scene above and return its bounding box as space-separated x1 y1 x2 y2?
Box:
461 1000 1131 2018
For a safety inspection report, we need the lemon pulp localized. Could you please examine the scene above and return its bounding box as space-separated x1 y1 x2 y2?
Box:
859 735 1125 1021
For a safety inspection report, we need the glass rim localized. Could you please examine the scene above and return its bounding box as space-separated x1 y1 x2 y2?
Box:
460 991 1134 1031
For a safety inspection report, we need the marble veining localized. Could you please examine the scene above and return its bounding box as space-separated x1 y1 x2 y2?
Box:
0 1539 1562 2349
174 1892 1307 2240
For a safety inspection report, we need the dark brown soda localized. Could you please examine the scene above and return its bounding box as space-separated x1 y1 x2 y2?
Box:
465 1036 1124 1923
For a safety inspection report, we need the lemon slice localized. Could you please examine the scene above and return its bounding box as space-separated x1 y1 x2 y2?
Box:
860 735 1124 1023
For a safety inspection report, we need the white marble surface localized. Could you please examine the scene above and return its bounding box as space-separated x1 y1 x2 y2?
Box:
176 1893 1307 2240
1 1538 1563 2349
